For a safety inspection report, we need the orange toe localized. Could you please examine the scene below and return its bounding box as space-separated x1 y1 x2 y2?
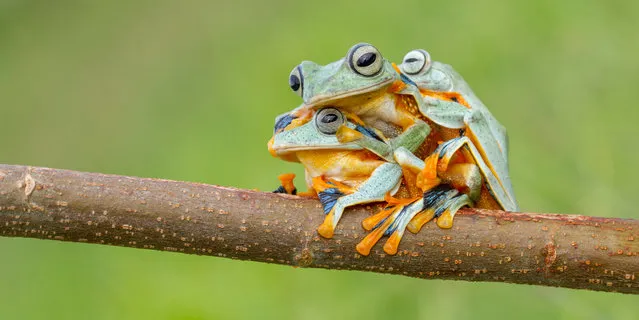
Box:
362 207 395 231
407 209 435 233
317 212 335 238
383 231 402 255
277 173 297 195
356 218 392 256
436 209 454 229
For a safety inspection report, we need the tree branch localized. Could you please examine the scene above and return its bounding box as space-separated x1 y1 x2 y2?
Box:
0 164 637 294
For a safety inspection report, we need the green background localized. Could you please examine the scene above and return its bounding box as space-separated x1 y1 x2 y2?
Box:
1 1 638 319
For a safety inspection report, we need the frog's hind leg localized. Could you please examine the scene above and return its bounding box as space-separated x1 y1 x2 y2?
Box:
317 162 403 238
395 146 480 232
425 135 515 211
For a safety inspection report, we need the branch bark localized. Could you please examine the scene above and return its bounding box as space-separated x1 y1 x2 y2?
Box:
0 164 637 294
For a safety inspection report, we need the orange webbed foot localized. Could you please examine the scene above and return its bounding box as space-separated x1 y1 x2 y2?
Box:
356 196 424 256
356 217 394 256
273 173 297 195
408 184 459 233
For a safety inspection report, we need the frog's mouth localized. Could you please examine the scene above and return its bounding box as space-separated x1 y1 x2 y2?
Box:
268 138 363 162
304 78 396 111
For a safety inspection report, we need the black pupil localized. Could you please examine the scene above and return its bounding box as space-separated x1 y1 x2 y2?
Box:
289 74 300 91
321 114 338 123
356 52 376 67
405 57 419 63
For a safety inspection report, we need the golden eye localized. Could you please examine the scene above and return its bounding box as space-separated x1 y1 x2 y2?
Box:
348 43 383 77
289 66 303 97
315 107 345 135
400 49 432 75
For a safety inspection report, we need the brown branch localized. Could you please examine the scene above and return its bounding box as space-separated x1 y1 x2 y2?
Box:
0 164 637 294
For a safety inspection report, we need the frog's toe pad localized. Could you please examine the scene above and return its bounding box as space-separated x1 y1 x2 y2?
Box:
382 231 402 255
435 209 454 229
317 212 336 238
356 216 394 256
434 193 473 229
317 223 334 238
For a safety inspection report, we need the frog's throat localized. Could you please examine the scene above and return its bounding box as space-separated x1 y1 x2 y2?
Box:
304 78 395 108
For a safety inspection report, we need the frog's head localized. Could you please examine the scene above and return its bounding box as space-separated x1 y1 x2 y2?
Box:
288 43 398 109
268 106 365 162
398 49 453 91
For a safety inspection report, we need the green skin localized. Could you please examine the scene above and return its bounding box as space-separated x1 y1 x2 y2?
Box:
286 43 518 212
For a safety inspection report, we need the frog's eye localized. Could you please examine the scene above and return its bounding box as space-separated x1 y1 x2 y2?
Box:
315 107 345 135
289 66 303 97
400 49 431 75
348 43 384 77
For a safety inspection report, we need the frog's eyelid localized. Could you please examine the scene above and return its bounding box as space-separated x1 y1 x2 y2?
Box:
401 49 432 75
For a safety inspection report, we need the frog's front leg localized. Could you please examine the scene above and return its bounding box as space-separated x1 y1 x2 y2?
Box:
317 162 403 238
420 134 516 213
336 119 431 162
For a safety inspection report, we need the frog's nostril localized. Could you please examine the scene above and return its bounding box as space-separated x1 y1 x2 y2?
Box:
274 113 297 134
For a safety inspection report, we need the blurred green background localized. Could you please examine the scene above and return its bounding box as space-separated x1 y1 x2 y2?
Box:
1 0 638 319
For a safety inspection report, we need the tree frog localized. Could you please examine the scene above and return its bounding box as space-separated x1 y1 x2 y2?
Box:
268 106 406 242
271 43 519 255
397 48 518 213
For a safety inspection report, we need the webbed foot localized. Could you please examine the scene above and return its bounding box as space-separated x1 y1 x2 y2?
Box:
273 173 297 195
356 198 423 256
356 184 474 256
407 184 473 232
407 184 459 233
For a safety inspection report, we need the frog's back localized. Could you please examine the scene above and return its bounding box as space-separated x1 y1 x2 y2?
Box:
430 62 509 159
405 60 517 211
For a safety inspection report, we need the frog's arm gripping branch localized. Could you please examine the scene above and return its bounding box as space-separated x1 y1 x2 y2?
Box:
1 164 638 294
